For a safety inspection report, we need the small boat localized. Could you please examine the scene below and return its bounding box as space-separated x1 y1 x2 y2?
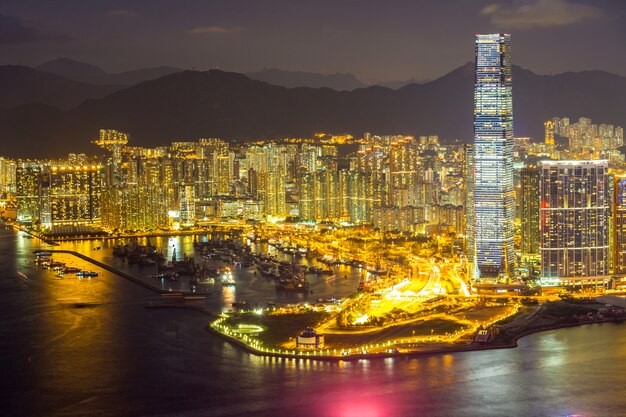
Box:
76 271 99 277
63 267 81 274
221 270 236 286
35 251 52 257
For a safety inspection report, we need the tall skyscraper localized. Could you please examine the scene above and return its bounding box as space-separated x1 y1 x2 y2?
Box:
470 33 515 280
540 160 610 284
613 175 626 275
544 120 555 145
520 165 540 255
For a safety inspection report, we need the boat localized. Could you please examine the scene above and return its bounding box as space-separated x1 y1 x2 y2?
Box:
63 267 81 274
76 271 99 277
17 271 30 282
35 251 52 257
276 280 310 291
221 270 236 286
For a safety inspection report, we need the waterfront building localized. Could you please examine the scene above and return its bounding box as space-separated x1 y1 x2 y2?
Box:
0 158 16 194
48 163 103 230
470 33 515 280
101 185 168 231
520 165 540 255
539 160 610 284
613 175 626 275
296 327 324 350
15 161 46 224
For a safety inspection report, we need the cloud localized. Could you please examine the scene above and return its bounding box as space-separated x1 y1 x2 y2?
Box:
481 0 603 29
0 14 68 44
188 26 244 35
107 9 140 18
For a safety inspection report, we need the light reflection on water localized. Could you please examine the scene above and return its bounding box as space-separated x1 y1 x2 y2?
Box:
3 230 626 416
49 234 367 312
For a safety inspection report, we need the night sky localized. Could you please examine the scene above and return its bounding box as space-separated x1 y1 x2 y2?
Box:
1 0 625 82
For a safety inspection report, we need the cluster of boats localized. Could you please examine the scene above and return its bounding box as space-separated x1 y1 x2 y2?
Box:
34 251 99 278
267 240 310 257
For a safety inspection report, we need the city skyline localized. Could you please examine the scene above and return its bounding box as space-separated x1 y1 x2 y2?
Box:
4 3 626 416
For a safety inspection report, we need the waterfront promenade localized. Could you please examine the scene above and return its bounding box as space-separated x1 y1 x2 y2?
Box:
32 248 626 363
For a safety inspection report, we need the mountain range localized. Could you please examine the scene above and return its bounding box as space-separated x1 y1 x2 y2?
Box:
0 60 625 157
36 58 182 87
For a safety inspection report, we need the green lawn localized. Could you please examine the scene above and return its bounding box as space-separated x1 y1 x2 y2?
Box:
223 311 328 346
324 319 466 349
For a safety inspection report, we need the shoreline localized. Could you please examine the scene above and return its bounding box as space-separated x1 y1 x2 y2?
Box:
146 304 625 362
33 244 626 362
204 314 625 361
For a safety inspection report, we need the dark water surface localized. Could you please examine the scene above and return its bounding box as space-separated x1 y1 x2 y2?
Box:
1 229 626 417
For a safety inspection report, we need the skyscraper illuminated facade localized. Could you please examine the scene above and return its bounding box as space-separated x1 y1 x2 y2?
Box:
613 175 626 275
470 33 515 280
540 160 610 284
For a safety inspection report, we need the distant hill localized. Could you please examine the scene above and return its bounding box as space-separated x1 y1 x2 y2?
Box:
36 58 182 86
374 78 433 89
1 63 626 157
246 68 368 90
0 65 117 110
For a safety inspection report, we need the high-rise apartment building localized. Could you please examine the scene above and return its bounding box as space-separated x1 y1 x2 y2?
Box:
46 164 103 230
613 175 626 275
540 160 610 284
544 120 555 145
520 165 540 255
16 161 45 224
470 33 515 280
